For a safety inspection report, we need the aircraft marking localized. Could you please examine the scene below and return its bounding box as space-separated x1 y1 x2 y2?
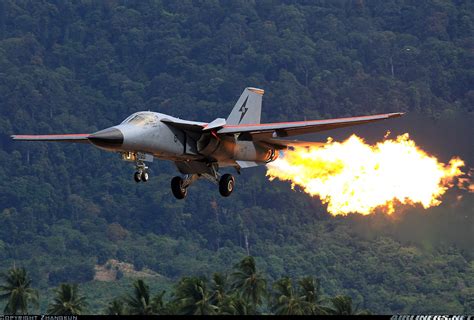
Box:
238 96 249 124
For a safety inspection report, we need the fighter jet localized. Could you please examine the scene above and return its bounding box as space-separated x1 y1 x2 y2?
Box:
12 87 403 199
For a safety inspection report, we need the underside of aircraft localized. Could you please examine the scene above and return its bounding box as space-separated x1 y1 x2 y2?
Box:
12 87 403 199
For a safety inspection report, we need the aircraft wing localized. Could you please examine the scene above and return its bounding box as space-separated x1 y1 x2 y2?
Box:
218 112 404 139
11 134 91 143
161 118 207 132
259 139 325 150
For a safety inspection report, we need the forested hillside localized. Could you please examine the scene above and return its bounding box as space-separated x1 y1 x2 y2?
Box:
0 0 472 314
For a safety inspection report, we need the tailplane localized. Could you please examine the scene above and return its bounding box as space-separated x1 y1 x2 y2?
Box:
226 87 263 125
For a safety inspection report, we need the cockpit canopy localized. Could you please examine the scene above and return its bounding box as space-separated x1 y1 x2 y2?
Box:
121 112 156 126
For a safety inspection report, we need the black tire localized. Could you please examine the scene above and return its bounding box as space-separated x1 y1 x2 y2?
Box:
171 176 187 199
141 171 149 182
219 174 235 197
134 172 142 183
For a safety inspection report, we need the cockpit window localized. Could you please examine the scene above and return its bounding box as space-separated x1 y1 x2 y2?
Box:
122 113 155 126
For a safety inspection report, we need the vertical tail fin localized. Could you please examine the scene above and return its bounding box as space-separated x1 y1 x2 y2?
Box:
226 87 264 125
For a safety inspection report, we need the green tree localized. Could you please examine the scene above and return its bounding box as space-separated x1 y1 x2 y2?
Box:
272 277 306 315
298 276 328 315
106 298 126 315
125 279 154 315
173 277 218 315
47 283 87 315
328 295 368 315
219 294 251 315
230 256 267 313
0 267 38 315
209 272 227 307
151 290 168 315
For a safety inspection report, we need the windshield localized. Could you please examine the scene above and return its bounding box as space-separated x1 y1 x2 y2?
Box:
122 113 156 126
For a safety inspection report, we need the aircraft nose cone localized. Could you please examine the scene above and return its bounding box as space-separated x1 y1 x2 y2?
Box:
88 127 124 148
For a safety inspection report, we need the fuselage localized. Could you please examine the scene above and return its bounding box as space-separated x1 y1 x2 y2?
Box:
88 111 277 172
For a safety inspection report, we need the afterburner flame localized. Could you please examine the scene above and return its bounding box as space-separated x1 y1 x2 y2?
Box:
266 133 469 216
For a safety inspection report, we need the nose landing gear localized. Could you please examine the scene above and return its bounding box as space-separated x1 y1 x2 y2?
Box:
134 170 149 183
133 160 149 183
121 152 153 183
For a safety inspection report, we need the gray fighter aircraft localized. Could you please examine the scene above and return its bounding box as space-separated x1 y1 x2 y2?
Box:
12 87 403 199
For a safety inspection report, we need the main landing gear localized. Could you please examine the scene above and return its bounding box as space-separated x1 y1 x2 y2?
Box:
171 172 236 200
219 174 235 197
171 176 188 199
171 173 235 199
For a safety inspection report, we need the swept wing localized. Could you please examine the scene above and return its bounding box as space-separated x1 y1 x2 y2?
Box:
11 134 91 143
218 112 404 139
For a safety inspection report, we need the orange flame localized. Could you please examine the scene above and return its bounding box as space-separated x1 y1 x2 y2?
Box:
266 133 470 216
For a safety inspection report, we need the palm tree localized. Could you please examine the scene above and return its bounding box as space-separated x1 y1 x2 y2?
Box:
151 290 168 315
0 267 38 315
0 267 39 315
126 279 154 315
47 283 87 315
297 276 328 315
219 294 251 315
209 273 227 307
173 277 218 315
272 277 306 315
328 295 367 315
230 256 267 313
106 298 126 315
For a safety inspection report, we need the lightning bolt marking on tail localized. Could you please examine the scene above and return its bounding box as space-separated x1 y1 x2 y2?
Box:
238 96 249 124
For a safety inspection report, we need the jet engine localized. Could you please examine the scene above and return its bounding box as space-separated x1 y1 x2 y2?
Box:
197 133 279 163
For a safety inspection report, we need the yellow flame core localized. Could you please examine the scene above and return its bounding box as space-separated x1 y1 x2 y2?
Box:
266 134 468 216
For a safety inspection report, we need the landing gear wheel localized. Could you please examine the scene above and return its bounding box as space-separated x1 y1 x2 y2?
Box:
219 174 235 197
134 172 142 183
171 176 187 199
141 171 149 182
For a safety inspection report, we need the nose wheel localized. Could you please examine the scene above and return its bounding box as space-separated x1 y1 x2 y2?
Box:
133 160 149 183
134 171 149 183
134 171 141 182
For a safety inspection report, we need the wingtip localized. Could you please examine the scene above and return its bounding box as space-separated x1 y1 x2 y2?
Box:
390 112 405 118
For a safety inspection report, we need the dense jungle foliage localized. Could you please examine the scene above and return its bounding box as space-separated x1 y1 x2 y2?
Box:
0 0 472 314
1 257 371 315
